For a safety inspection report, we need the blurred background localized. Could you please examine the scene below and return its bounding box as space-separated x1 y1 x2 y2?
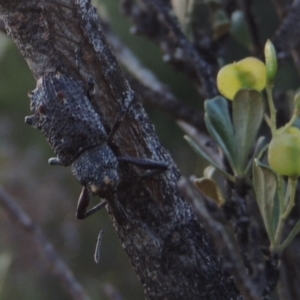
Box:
0 0 299 299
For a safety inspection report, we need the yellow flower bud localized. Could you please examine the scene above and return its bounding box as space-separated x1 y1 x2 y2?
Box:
217 57 266 100
268 127 300 177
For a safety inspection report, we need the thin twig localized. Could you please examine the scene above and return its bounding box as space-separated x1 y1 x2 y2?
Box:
129 76 207 131
146 0 218 97
102 283 124 300
271 0 293 20
122 0 219 98
177 120 221 165
0 185 91 300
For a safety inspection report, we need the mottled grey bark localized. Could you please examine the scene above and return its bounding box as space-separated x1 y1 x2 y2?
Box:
0 1 241 299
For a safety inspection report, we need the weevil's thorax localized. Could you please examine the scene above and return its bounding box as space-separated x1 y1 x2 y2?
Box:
71 144 119 197
27 72 108 166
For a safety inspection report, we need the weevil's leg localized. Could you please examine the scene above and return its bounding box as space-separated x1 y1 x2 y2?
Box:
84 200 107 218
118 157 168 179
76 186 90 220
94 225 111 264
135 169 167 179
117 157 169 171
76 186 107 219
48 157 62 165
94 229 104 264
107 91 134 143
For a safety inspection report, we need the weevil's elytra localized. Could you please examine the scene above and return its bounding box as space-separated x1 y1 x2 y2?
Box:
38 105 46 115
56 90 66 102
25 72 109 166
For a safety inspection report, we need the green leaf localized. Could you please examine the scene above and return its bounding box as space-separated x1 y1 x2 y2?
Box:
244 136 266 175
252 159 277 243
272 193 280 237
204 96 238 174
278 220 300 253
233 89 264 172
184 135 235 182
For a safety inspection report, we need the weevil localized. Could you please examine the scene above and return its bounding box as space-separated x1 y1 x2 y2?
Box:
25 72 168 219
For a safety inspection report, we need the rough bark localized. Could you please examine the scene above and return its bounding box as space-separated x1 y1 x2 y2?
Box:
0 1 241 299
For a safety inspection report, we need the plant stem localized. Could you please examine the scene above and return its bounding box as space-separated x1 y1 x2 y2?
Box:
266 86 277 135
277 175 285 214
278 220 300 253
281 111 298 133
273 177 297 250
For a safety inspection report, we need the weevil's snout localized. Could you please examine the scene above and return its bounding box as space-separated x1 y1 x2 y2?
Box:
90 175 116 195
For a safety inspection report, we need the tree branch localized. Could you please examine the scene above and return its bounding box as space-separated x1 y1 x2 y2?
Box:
0 1 241 299
272 0 300 74
121 0 219 98
271 0 293 20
